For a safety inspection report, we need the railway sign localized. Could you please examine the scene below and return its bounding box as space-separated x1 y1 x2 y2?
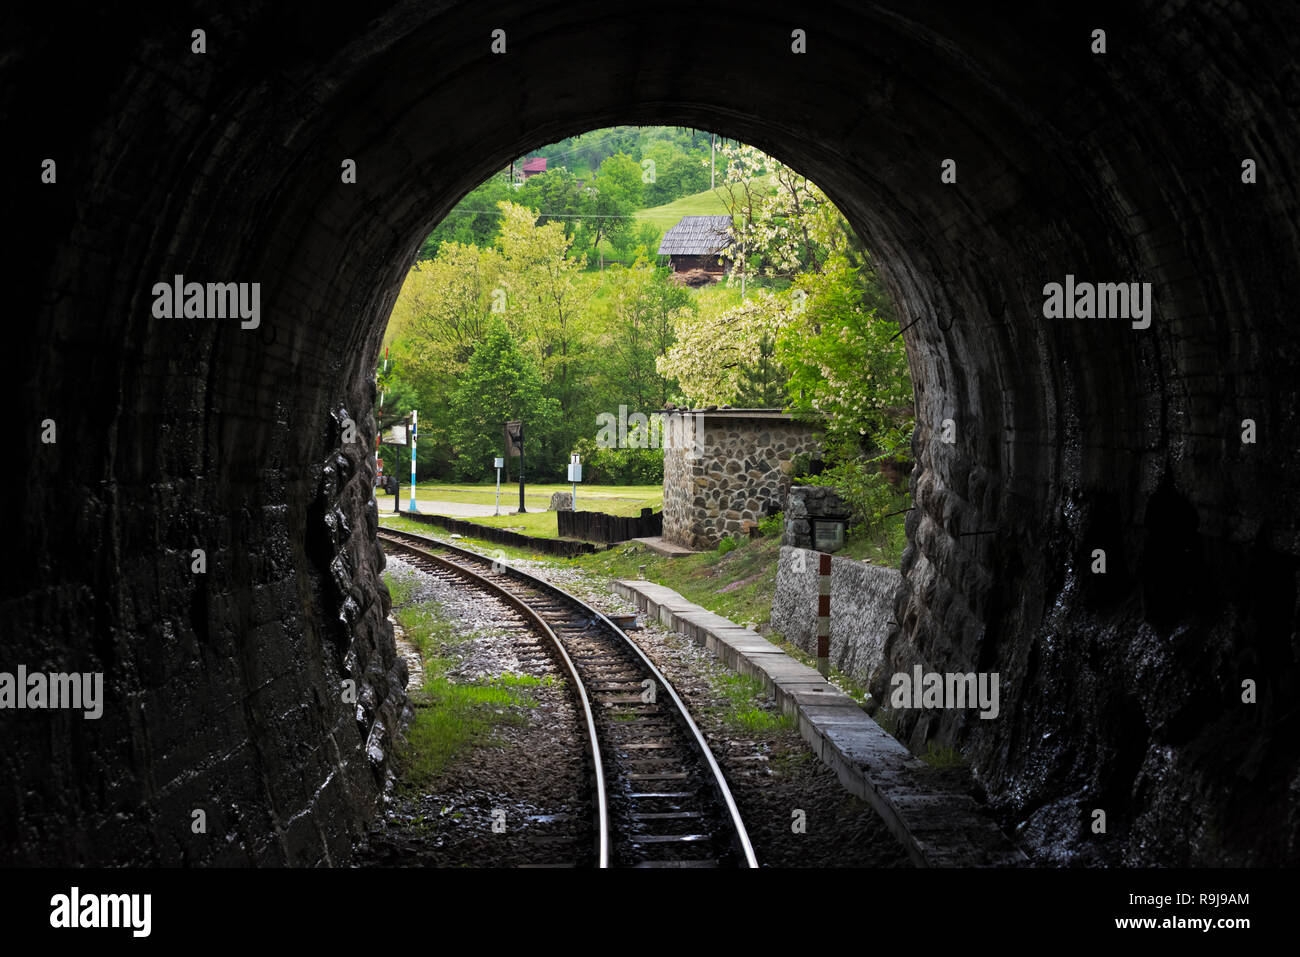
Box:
568 452 582 511
382 416 411 446
812 518 846 553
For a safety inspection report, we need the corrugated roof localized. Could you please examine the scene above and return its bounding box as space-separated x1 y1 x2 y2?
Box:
657 215 733 255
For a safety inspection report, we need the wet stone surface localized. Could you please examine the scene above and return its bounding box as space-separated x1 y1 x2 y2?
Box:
352 556 594 867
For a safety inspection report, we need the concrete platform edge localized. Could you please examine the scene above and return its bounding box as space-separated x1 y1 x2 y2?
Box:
613 578 1028 868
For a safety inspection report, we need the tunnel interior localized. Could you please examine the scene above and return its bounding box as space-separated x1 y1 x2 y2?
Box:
6 1 1300 866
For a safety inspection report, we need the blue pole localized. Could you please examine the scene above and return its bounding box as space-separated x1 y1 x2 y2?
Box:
408 410 418 513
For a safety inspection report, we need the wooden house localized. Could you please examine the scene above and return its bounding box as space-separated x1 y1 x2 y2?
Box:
658 215 732 283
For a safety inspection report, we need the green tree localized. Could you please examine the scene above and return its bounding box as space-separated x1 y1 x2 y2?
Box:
662 150 710 201
418 177 513 258
641 141 679 205
733 333 788 407
777 251 912 459
374 360 423 481
519 166 585 237
713 143 841 288
581 152 642 269
598 262 692 410
385 244 506 476
448 321 559 480
657 290 790 405
496 201 595 465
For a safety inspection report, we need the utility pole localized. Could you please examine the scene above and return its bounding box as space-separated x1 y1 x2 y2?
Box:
741 237 746 299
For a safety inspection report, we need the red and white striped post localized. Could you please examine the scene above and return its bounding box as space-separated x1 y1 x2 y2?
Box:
817 552 832 677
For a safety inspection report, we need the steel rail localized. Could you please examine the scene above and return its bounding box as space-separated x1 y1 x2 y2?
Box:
378 530 610 868
377 525 758 868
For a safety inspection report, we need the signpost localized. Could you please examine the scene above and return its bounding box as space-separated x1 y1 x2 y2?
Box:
381 419 409 446
567 453 582 511
378 412 412 515
494 456 504 515
505 420 525 513
810 518 846 678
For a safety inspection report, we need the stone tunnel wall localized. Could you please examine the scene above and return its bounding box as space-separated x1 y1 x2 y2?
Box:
662 414 821 549
4 1 1299 866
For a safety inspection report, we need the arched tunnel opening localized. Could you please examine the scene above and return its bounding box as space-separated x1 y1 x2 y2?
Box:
4 0 1299 877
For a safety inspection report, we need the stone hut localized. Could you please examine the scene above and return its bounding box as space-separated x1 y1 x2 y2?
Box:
661 408 821 549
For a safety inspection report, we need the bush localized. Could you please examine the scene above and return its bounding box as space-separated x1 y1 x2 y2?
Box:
757 511 784 537
716 535 742 555
572 435 664 484
790 452 825 480
803 461 903 532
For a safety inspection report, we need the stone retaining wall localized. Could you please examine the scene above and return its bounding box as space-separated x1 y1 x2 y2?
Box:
771 545 902 689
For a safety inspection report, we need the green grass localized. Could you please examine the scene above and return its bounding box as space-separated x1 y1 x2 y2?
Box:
385 574 416 609
403 674 548 787
565 503 907 630
561 524 891 711
919 742 966 770
376 482 662 527
466 510 565 539
382 568 556 788
570 533 781 628
710 671 795 735
635 188 734 242
385 568 461 660
634 177 775 247
839 508 911 569
378 515 550 564
765 631 876 708
376 482 660 541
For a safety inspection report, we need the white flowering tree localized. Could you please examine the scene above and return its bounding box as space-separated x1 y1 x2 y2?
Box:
656 290 791 405
712 143 843 288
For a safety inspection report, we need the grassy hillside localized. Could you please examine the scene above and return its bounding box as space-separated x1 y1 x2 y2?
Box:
635 187 736 246
634 175 776 246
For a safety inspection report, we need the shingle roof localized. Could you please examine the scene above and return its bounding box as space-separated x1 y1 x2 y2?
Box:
657 215 733 256
521 157 547 173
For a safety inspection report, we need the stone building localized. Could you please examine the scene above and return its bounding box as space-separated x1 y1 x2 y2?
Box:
661 408 821 549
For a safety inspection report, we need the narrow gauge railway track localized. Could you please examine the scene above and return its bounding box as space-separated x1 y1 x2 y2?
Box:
377 526 758 869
